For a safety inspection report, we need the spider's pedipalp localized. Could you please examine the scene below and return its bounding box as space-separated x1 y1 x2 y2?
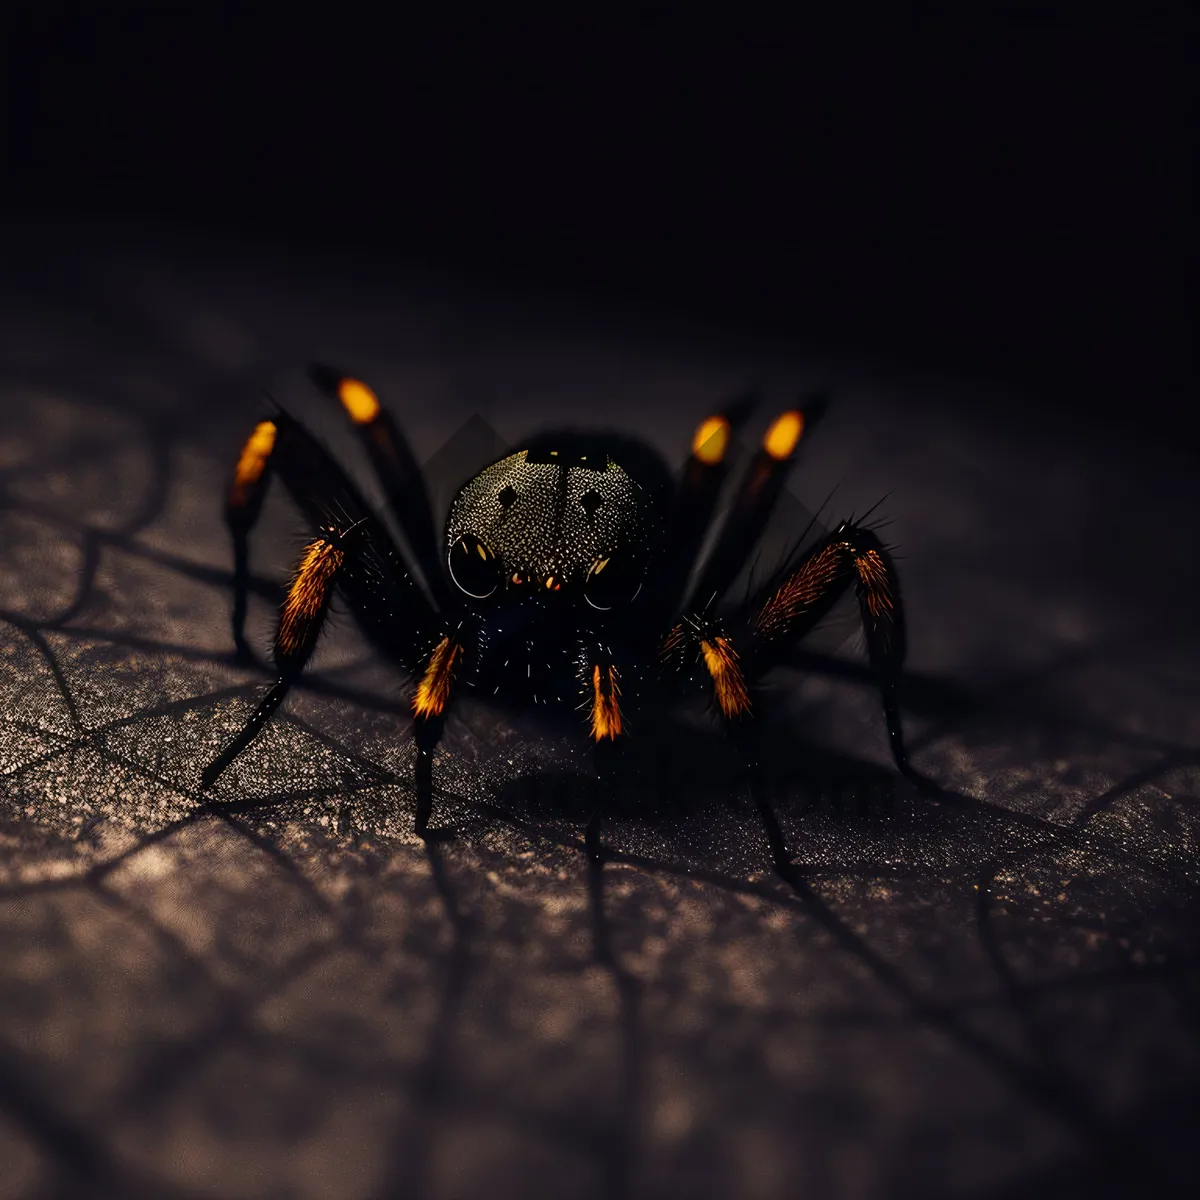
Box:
589 662 623 741
660 617 752 721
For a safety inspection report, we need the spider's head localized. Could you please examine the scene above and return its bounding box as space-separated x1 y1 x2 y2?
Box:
444 432 670 613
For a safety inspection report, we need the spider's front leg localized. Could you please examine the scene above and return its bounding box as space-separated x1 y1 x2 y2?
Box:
222 367 448 657
201 524 359 788
208 405 458 836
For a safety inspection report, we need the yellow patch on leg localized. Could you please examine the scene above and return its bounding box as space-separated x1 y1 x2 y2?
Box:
278 539 344 659
762 409 805 460
228 420 277 508
691 414 731 465
855 549 893 618
413 636 464 720
590 664 623 740
699 636 751 718
338 378 381 424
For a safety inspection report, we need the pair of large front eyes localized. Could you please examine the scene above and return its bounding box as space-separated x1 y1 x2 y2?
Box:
447 535 641 610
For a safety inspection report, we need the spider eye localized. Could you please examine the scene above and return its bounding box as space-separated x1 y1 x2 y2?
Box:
584 551 644 611
448 535 500 599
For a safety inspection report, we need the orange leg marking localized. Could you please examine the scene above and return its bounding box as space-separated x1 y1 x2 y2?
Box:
228 420 277 510
413 636 464 720
699 636 751 718
277 539 344 660
590 664 623 740
855 549 894 618
754 541 847 640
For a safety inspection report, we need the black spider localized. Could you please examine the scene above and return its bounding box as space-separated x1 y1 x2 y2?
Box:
202 366 929 858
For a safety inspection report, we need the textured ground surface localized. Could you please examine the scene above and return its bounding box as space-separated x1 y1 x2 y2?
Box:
1 229 1198 1199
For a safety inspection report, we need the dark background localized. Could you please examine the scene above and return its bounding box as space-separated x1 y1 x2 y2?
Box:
5 10 1196 442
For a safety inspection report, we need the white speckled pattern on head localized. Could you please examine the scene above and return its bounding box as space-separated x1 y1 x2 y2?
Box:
446 449 652 581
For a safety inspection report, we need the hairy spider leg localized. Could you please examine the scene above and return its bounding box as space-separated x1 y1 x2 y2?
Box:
209 411 459 834
660 616 754 722
743 522 919 785
586 656 624 744
579 635 644 861
410 634 467 836
661 521 921 871
309 364 445 603
227 411 437 669
202 533 348 787
656 399 820 725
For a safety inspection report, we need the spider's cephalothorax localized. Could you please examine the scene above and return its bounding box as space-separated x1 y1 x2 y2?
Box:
442 433 671 711
203 366 928 849
448 439 661 589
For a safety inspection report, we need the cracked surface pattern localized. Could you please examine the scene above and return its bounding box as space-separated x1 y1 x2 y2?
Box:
1 229 1198 1199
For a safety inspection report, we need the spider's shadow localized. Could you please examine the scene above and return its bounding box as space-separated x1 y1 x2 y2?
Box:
483 713 910 835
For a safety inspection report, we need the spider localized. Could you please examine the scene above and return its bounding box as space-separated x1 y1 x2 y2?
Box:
202 366 927 857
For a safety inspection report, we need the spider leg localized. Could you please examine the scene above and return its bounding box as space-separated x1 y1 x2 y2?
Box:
222 403 443 662
686 395 826 613
586 742 619 865
647 396 820 729
247 409 439 668
660 625 798 868
210 411 458 834
271 408 475 834
309 364 445 602
744 521 924 787
661 618 753 721
662 519 927 832
584 804 604 863
202 529 355 788
577 641 627 862
410 634 467 837
651 397 753 615
223 418 279 659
